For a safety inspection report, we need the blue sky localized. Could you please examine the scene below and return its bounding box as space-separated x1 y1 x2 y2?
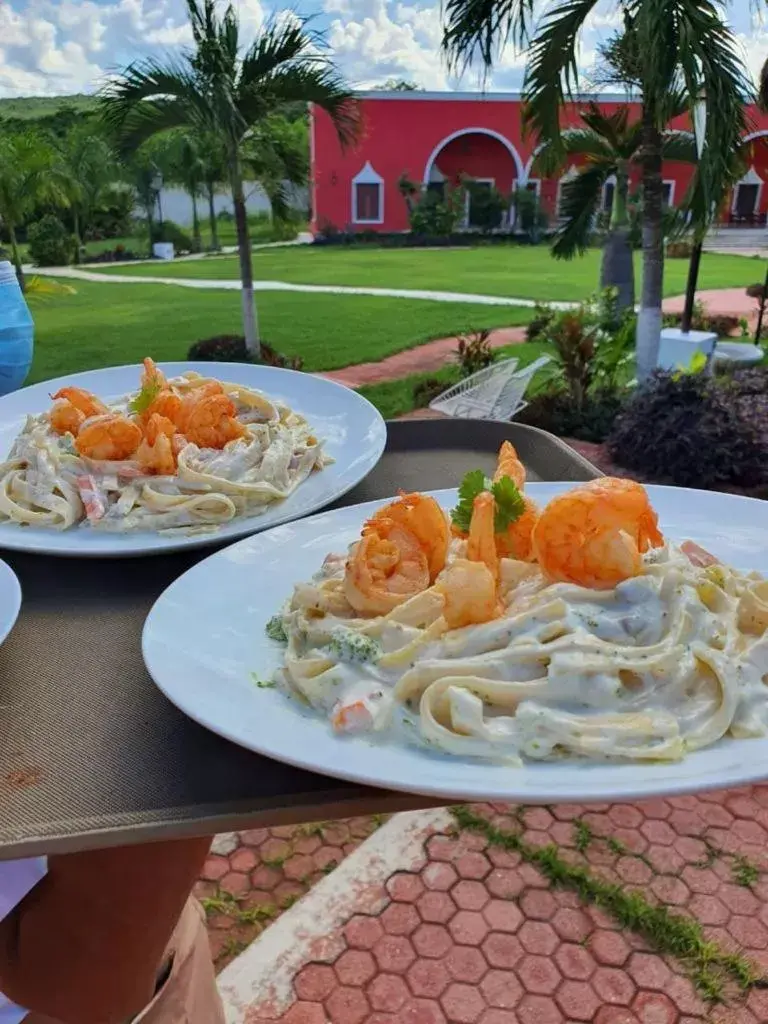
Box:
0 0 762 98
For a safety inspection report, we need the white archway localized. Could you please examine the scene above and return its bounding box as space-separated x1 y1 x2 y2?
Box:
422 128 526 186
742 129 768 145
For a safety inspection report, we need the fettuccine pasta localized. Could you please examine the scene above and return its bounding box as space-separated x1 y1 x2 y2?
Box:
266 453 768 766
0 361 329 534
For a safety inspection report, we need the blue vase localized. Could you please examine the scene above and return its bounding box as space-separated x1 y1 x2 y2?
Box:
0 261 34 396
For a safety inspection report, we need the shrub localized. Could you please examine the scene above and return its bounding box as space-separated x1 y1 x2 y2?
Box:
456 329 495 376
666 240 693 259
746 282 765 300
464 181 509 233
526 303 557 342
187 334 303 370
518 387 626 443
413 375 451 408
27 215 74 267
409 189 464 237
152 220 193 252
607 371 767 488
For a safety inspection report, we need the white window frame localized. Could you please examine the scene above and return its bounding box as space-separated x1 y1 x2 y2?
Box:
351 161 384 225
464 177 495 228
731 166 763 218
662 179 676 207
602 174 617 213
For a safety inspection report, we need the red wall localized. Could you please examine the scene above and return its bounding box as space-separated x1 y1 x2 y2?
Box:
311 96 768 233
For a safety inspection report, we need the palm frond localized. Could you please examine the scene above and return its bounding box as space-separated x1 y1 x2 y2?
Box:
761 57 768 111
660 130 697 163
239 16 313 86
441 0 534 73
522 0 601 154
551 164 607 259
24 276 76 304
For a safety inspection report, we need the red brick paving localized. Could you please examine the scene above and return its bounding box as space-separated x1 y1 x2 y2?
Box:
197 817 383 969
239 788 768 1023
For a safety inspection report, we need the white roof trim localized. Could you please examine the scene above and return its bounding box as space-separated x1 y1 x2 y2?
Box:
357 90 637 103
739 165 764 185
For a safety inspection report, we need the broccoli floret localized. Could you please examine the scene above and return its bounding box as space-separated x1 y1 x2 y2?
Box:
265 614 288 643
327 627 382 664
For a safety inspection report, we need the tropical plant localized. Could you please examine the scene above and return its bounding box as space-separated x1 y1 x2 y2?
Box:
57 122 117 262
464 180 509 232
24 276 77 304
442 1 752 379
0 132 69 286
101 0 359 357
167 131 205 251
536 102 695 313
27 215 75 268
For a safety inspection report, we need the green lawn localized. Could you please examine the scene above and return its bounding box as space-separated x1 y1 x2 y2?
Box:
28 279 532 384
88 245 763 301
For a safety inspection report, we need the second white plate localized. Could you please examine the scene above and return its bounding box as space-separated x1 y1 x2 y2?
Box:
0 362 386 557
0 558 21 647
143 483 768 803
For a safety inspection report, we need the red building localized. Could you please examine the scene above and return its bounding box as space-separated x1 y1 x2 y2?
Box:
310 91 768 235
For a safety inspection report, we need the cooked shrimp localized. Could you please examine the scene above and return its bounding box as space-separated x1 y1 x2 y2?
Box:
135 414 181 476
141 357 167 392
437 558 498 629
344 519 430 616
49 387 108 435
370 492 449 580
466 491 499 581
532 478 664 589
75 414 143 462
494 440 526 490
50 399 85 436
496 496 540 562
143 389 183 425
177 391 245 449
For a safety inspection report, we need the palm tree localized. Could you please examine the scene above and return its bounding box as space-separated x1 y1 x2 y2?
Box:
58 123 117 263
0 132 70 288
537 102 695 313
442 1 751 379
169 132 205 251
100 0 359 357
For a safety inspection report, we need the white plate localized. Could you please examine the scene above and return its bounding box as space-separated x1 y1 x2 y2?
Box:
0 362 385 557
143 483 768 803
0 558 21 647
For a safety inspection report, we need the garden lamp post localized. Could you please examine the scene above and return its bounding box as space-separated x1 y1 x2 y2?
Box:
152 171 164 231
680 90 707 334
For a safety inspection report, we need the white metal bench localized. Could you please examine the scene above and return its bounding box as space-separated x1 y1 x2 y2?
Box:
429 356 551 420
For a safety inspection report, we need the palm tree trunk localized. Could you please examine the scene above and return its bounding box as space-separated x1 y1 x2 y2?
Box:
230 159 260 357
145 201 155 256
190 191 201 252
207 185 220 250
636 109 665 380
73 209 81 265
8 224 24 291
600 162 634 313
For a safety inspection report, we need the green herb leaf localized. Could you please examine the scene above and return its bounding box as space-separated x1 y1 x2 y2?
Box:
450 470 525 534
491 475 525 532
265 614 288 643
129 379 162 415
251 672 276 689
451 469 489 533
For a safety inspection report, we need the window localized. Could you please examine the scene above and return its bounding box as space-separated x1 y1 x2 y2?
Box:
556 169 578 219
662 181 675 207
355 183 381 222
466 178 496 228
603 180 615 213
351 161 384 224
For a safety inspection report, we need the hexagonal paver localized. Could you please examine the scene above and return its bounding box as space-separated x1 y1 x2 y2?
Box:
609 805 644 829
616 856 653 886
556 980 601 1021
367 973 410 1011
518 920 558 955
519 890 557 921
446 945 487 983
480 969 523 1009
552 907 591 942
387 872 425 903
344 915 383 950
281 1003 327 1024
452 879 490 911
728 915 768 949
591 929 631 967
381 902 420 936
555 943 596 980
632 991 677 1024
449 910 490 945
640 820 676 846
516 954 560 995
417 891 457 924
650 875 690 906
427 835 462 862
482 932 525 970
440 982 486 1023
627 952 672 990
407 958 451 998
422 862 459 891
399 997 447 1024
478 1011 519 1024
333 949 376 987
593 966 637 1006
516 994 562 1024
324 986 369 1024
454 852 493 880
294 963 336 1002
486 869 524 900
373 934 417 974
483 899 523 934
413 923 453 959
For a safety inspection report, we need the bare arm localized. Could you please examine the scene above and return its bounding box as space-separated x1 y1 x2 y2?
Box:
0 837 211 1024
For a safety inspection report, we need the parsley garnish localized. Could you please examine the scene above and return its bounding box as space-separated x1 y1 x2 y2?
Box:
265 615 288 643
129 380 162 414
450 470 525 534
251 673 276 689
